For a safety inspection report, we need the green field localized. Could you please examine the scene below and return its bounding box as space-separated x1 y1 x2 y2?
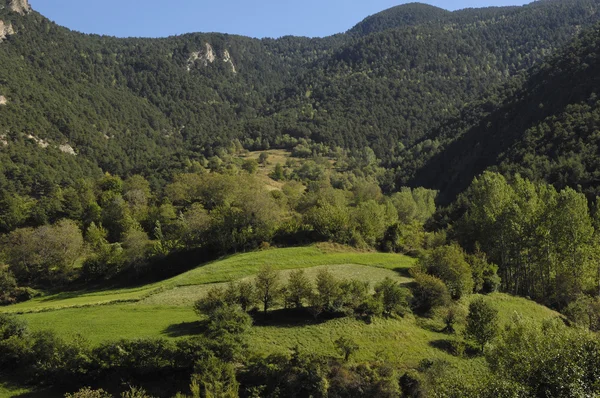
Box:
3 245 413 313
1 245 562 397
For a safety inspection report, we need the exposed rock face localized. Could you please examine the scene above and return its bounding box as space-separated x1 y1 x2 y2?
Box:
9 0 31 15
59 144 77 155
26 134 49 148
0 20 14 42
187 43 236 73
0 95 7 105
223 50 237 74
187 43 216 71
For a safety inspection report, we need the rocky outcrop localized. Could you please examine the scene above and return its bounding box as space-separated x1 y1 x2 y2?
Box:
26 134 49 148
187 43 216 71
187 43 236 73
0 95 7 105
9 0 31 15
0 20 14 42
59 144 77 155
223 50 237 74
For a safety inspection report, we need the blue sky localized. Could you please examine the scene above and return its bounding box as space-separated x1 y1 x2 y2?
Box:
29 0 531 39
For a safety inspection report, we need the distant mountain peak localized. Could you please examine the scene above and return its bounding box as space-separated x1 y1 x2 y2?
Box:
349 2 451 36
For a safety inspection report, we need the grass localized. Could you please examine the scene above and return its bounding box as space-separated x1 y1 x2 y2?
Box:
2 245 414 314
20 304 198 345
1 245 564 396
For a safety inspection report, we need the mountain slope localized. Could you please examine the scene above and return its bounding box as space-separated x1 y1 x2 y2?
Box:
409 24 600 203
0 0 599 200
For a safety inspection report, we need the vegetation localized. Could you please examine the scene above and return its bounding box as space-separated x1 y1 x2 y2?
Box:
1 0 600 395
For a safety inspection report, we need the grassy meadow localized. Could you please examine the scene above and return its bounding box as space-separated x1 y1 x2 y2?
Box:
0 245 562 397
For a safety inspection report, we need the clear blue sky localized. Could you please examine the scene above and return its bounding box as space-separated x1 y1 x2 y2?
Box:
29 0 532 39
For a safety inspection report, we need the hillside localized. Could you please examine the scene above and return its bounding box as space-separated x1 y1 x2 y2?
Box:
0 0 598 206
0 246 562 397
407 23 600 202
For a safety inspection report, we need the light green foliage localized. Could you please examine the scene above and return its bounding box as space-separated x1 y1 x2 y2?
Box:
193 355 239 398
334 336 359 361
464 297 498 351
65 387 112 398
4 220 84 285
390 187 437 224
352 200 388 247
486 317 600 397
314 269 343 312
460 172 596 305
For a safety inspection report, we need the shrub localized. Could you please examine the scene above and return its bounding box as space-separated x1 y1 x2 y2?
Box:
411 272 451 314
374 277 412 317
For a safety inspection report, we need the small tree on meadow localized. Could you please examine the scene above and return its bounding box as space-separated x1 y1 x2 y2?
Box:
258 152 269 165
315 269 343 313
334 336 359 362
465 297 499 351
255 265 281 316
286 269 313 309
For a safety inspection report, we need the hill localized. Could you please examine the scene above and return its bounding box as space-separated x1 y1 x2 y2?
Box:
348 3 451 36
0 246 562 397
407 23 600 203
0 0 599 208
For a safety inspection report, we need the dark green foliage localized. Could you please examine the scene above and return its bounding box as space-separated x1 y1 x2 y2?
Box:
410 23 600 203
410 272 451 314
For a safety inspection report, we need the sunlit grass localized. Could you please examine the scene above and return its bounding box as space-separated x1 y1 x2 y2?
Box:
3 246 413 313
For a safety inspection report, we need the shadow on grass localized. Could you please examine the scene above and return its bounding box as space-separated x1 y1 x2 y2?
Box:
250 308 340 328
392 267 413 279
162 320 207 338
429 339 480 358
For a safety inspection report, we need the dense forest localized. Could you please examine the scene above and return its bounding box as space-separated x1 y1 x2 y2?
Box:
2 0 600 396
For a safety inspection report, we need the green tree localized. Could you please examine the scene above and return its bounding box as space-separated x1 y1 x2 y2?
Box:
254 265 281 316
192 355 239 398
285 269 313 309
465 297 499 351
242 159 259 174
374 277 412 317
334 336 359 362
411 272 451 314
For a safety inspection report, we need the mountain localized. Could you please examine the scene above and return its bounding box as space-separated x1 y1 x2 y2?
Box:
0 0 600 203
347 3 451 36
407 23 600 203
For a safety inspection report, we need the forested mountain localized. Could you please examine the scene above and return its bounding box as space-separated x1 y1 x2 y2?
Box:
1 0 600 206
408 22 600 203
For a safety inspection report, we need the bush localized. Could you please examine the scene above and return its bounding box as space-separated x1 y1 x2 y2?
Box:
419 244 474 300
411 272 451 314
374 277 412 317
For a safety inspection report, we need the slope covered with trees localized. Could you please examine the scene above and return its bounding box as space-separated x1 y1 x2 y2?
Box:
409 22 600 203
0 0 599 204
